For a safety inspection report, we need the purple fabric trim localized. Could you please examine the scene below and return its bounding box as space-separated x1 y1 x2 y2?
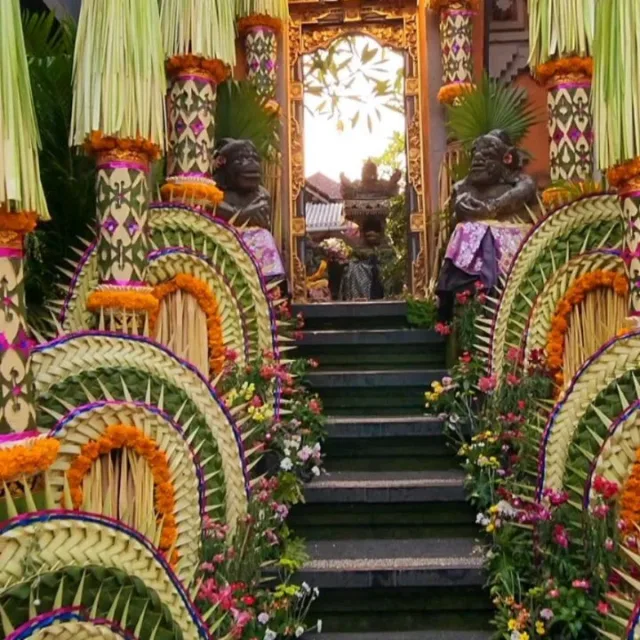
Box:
245 25 276 36
33 331 251 498
102 279 148 288
0 511 209 639
174 72 216 84
97 160 149 174
0 248 23 258
553 80 591 90
536 330 640 500
0 430 41 444
174 172 213 180
442 8 475 17
622 189 640 200
49 400 207 521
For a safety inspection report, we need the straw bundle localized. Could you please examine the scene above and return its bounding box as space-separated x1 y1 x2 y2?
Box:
161 0 236 65
528 0 595 68
593 0 640 170
155 289 210 376
236 0 289 20
70 0 166 148
562 287 627 383
0 0 49 219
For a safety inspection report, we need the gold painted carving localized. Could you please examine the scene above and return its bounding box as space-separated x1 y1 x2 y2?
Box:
302 24 405 55
293 256 307 303
405 76 419 96
292 218 306 236
410 213 426 233
291 82 304 101
403 14 419 65
290 117 305 201
412 249 427 297
407 114 424 197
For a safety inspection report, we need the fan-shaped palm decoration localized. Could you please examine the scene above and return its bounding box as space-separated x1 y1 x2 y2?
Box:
446 72 539 147
215 80 280 160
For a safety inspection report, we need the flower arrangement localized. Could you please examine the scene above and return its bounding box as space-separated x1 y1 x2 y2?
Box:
66 424 177 559
437 81 474 105
0 435 59 483
620 448 640 531
546 270 628 382
165 55 230 83
152 274 225 375
84 131 162 161
237 13 283 35
86 289 159 314
319 238 352 265
534 56 593 85
160 179 224 207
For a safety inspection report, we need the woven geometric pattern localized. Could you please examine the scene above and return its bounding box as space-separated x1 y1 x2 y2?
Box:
439 8 473 85
0 251 36 432
147 250 246 365
537 331 640 495
0 513 209 640
623 194 640 315
149 204 278 359
524 251 625 360
486 194 622 380
548 80 593 182
32 622 124 639
45 400 204 584
31 333 248 529
244 26 278 98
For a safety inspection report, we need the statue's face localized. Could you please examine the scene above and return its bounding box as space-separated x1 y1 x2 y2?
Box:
468 136 508 186
226 145 262 191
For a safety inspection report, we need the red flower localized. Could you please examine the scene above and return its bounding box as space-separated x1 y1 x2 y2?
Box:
435 322 451 336
478 376 497 393
307 358 319 368
593 476 619 499
224 348 238 362
460 352 472 364
241 595 256 606
553 524 569 548
309 398 322 414
456 290 471 305
506 347 522 363
597 601 611 615
506 373 520 387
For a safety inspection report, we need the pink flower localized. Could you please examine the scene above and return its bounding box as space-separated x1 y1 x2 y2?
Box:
460 352 472 364
224 348 238 362
435 322 451 336
307 358 319 368
250 395 263 408
548 589 560 599
506 373 520 387
553 524 569 548
543 488 569 506
506 347 521 363
309 398 322 414
478 376 497 393
592 504 610 519
593 476 619 499
572 579 590 590
605 538 615 552
596 601 611 615
456 290 471 305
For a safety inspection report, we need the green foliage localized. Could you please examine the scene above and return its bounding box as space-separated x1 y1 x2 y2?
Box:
446 73 539 147
303 35 404 133
21 11 96 317
406 296 437 328
215 80 280 160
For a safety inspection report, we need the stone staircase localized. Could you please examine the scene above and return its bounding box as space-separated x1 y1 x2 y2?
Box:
292 301 491 639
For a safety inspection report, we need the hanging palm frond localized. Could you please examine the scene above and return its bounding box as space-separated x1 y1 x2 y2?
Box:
161 0 236 65
528 0 595 68
593 0 640 170
445 73 539 147
215 81 280 160
0 0 49 219
70 0 166 148
236 0 289 21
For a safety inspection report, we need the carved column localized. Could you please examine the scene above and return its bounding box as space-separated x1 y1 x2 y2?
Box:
238 16 281 101
161 56 228 209
0 213 37 433
433 1 475 104
537 58 594 183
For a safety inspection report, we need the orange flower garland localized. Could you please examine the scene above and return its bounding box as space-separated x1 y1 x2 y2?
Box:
237 14 283 35
165 55 230 84
66 424 177 558
541 181 605 210
0 210 38 233
160 180 224 207
86 290 160 314
608 157 640 189
438 82 474 104
429 0 479 12
0 438 60 483
620 448 640 531
535 56 593 86
84 131 162 161
151 274 225 375
546 270 629 382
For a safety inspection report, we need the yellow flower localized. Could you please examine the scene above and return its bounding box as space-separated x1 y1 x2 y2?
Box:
536 621 546 635
520 634 530 640
489 505 499 514
508 619 518 631
486 523 495 533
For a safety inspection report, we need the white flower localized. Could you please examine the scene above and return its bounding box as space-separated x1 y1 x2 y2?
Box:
295 626 305 637
313 587 320 598
258 613 270 625
298 445 313 461
476 513 490 527
312 465 321 476
302 581 311 593
496 500 518 518
265 630 277 640
280 457 293 471
313 442 321 452
510 632 521 640
316 620 323 632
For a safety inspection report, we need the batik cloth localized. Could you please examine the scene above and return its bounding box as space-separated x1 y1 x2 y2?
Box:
241 227 285 278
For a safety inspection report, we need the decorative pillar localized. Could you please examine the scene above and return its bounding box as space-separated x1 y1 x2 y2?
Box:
238 16 281 101
535 58 594 183
70 0 166 334
431 0 476 105
161 57 229 209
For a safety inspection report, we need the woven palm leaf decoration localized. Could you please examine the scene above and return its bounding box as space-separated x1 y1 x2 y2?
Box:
236 0 289 20
70 0 165 149
30 333 250 530
528 0 595 68
0 0 49 220
478 194 623 381
0 512 211 640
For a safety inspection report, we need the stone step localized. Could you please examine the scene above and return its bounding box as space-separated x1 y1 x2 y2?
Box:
326 416 445 439
305 632 491 640
305 471 465 504
297 538 484 589
296 301 407 320
307 369 446 389
299 328 442 347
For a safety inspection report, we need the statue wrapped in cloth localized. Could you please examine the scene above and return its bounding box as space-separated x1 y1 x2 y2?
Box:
437 129 536 319
213 138 285 279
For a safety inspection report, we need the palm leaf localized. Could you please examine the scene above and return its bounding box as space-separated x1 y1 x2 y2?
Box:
446 73 540 147
215 80 280 160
